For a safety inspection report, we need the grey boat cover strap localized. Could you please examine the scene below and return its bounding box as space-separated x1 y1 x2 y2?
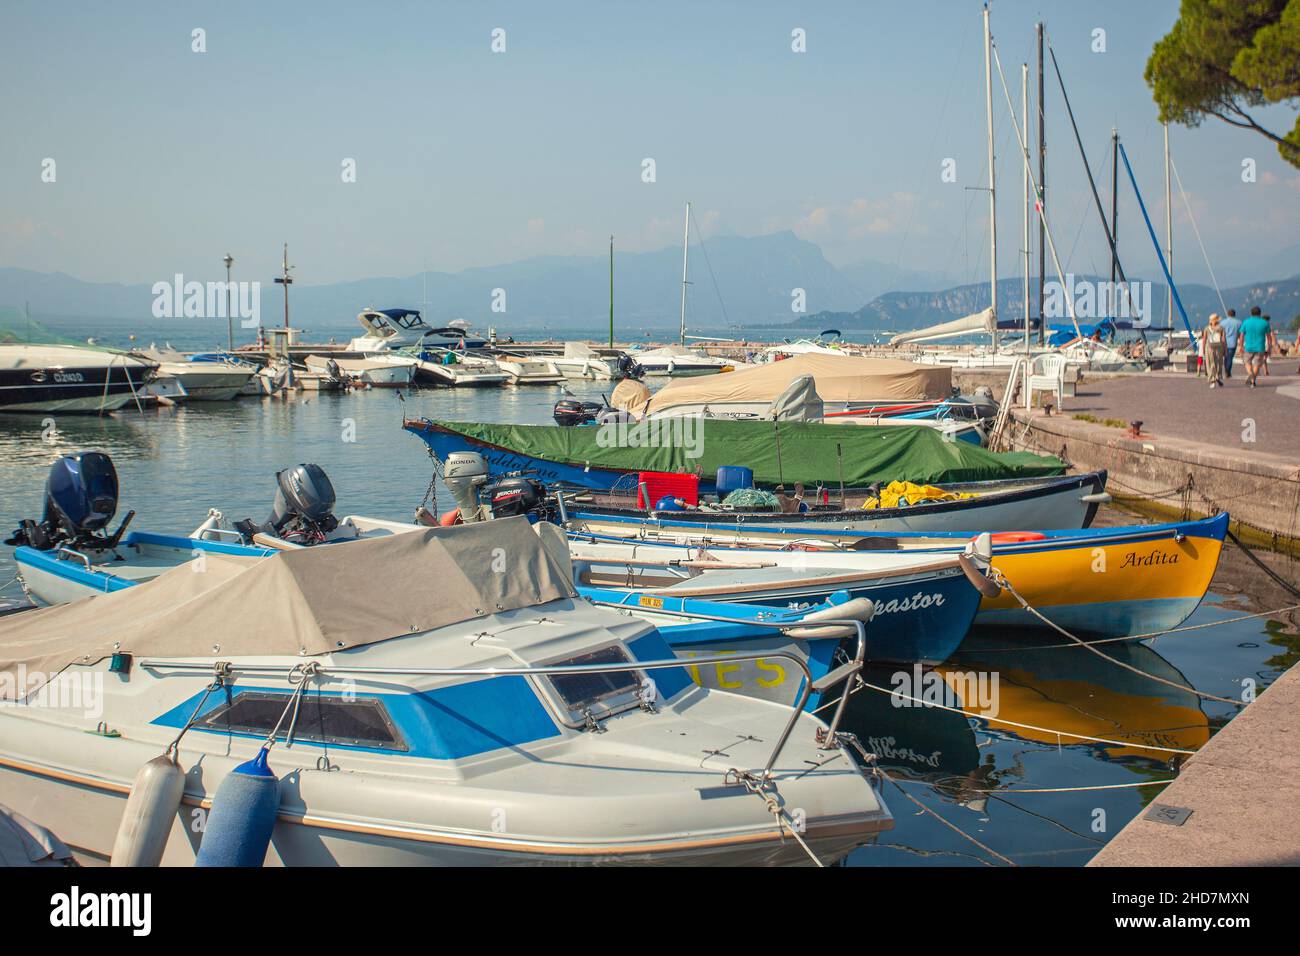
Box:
0 517 574 698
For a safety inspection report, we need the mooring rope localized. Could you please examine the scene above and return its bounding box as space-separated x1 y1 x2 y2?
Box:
977 779 1176 794
988 566 1247 707
877 767 1016 866
728 769 823 867
819 677 1198 755
966 602 1300 652
1225 529 1300 600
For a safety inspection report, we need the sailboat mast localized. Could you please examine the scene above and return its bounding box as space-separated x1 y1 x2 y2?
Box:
679 202 691 346
983 6 998 350
1022 62 1031 356
1110 129 1120 303
273 242 293 331
1036 22 1047 345
1164 123 1173 326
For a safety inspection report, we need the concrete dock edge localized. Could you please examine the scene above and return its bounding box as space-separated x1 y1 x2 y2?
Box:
1088 661 1300 866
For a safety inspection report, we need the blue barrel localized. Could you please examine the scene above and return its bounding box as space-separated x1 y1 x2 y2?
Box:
716 466 754 496
195 748 281 867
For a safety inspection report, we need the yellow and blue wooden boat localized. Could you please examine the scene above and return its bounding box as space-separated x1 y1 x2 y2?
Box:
562 512 1229 640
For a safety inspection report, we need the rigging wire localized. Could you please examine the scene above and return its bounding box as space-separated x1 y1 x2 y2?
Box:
688 205 731 330
1168 152 1229 316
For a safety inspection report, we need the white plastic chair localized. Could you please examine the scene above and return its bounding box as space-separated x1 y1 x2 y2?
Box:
1025 354 1069 410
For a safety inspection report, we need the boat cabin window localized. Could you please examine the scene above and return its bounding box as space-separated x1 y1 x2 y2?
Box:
198 692 407 751
538 644 646 729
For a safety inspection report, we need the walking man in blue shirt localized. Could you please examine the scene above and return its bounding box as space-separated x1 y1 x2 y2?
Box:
1220 309 1242 378
1241 307 1272 388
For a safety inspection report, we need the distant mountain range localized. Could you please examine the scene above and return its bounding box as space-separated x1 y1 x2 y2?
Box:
795 275 1300 332
1 230 1296 335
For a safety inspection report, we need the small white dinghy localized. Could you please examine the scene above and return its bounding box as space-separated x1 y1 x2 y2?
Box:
0 518 891 866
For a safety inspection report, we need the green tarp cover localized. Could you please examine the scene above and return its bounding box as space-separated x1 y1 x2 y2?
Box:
428 419 1065 487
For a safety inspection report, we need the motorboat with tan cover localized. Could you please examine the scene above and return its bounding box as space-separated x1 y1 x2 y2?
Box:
0 518 891 865
642 353 953 419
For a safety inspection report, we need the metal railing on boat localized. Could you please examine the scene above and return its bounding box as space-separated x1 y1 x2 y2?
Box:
139 616 869 782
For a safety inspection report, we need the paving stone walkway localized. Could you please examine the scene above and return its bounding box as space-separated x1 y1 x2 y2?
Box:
1066 357 1300 462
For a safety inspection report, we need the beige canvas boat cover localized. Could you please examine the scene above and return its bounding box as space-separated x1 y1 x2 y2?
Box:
610 377 652 413
645 353 951 412
0 517 574 699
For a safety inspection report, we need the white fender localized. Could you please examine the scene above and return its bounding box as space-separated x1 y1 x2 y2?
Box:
110 753 186 867
784 597 876 639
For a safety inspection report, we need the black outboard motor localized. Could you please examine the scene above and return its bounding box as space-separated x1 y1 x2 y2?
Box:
6 451 134 552
234 463 339 545
615 354 645 381
487 476 548 519
553 398 604 427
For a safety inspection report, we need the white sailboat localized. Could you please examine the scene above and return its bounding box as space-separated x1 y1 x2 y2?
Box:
629 203 735 377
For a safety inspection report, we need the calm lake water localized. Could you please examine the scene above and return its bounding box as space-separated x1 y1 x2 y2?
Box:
1 381 1296 867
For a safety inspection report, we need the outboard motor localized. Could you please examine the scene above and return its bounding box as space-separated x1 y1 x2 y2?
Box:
487 476 548 519
615 353 645 382
443 451 490 523
553 398 604 427
235 463 339 545
6 451 134 552
595 407 637 425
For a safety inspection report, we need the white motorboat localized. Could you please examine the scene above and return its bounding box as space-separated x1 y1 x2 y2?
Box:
403 347 511 388
479 350 564 385
551 342 619 381
137 346 255 401
0 343 157 414
303 354 414 388
761 333 854 362
0 518 892 866
628 344 735 377
339 309 504 386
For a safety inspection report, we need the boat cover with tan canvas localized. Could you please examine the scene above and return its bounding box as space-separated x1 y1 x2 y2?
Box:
0 517 575 699
644 353 951 413
610 377 652 414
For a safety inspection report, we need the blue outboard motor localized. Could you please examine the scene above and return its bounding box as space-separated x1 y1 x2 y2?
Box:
5 451 134 551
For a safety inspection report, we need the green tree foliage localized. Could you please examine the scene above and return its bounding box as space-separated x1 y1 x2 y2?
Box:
1146 0 1300 167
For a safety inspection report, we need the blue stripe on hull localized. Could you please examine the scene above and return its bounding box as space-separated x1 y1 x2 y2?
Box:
683 573 980 665
974 596 1203 639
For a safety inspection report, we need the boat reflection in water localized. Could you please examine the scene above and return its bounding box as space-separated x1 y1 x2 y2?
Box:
837 630 1210 805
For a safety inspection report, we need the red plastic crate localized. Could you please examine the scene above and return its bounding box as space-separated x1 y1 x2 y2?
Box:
635 471 700 509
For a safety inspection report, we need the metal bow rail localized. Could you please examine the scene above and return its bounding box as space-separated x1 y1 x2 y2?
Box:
141 617 870 783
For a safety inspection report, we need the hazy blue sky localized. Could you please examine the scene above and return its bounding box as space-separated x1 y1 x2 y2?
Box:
2 0 1296 290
